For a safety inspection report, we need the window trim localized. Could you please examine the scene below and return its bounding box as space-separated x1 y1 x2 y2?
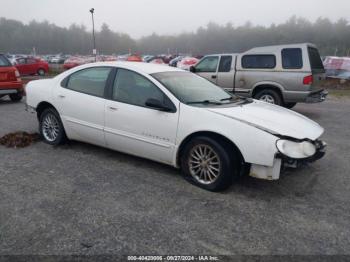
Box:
281 48 303 69
195 56 219 73
108 67 177 113
241 54 276 69
60 66 114 99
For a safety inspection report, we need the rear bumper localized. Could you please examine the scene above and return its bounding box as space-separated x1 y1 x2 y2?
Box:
283 89 328 103
305 89 328 103
0 82 24 95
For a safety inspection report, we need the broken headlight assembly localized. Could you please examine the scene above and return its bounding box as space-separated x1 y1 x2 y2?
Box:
276 139 316 159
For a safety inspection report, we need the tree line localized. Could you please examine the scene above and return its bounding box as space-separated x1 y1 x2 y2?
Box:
0 16 349 56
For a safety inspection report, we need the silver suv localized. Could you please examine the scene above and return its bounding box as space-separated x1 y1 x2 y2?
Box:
190 43 328 108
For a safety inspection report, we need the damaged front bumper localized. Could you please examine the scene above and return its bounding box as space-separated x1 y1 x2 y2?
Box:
249 140 327 180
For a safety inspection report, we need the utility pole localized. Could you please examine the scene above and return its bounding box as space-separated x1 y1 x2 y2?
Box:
89 8 97 62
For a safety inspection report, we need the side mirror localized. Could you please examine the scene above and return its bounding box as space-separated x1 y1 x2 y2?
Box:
145 98 174 112
189 66 196 73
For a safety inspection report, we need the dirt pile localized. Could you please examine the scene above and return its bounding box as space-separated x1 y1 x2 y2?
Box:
0 132 40 148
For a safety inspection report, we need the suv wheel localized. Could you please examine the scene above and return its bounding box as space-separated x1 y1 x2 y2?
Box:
9 93 23 102
181 136 239 191
254 89 283 106
37 69 46 76
39 108 66 145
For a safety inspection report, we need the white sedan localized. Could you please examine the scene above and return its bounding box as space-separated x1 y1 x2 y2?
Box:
25 62 326 191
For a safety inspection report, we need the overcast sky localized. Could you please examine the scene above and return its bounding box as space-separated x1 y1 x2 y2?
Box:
1 0 349 38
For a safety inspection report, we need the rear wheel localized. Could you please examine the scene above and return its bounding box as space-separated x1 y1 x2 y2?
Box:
39 108 67 145
9 93 23 102
254 89 283 106
284 102 297 109
181 136 239 191
37 69 46 76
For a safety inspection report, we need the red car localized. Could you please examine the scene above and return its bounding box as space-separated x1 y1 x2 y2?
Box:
15 57 49 76
0 54 24 101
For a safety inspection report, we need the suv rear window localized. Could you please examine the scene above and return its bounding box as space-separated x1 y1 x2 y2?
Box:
242 55 276 69
0 55 11 67
308 47 325 72
282 48 303 69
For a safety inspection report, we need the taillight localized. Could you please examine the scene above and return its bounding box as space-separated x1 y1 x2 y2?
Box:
15 70 20 78
303 75 313 85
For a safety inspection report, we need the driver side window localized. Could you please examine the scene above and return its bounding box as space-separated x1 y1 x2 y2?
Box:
113 69 165 108
195 56 219 72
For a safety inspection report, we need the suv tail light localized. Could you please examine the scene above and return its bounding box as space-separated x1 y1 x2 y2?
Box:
303 75 313 85
15 70 20 78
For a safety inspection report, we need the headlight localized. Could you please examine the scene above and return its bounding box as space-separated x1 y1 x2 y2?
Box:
276 140 316 159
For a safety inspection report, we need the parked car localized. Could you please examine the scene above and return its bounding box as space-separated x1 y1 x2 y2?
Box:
126 54 143 62
169 56 184 67
15 57 49 76
177 56 199 70
25 62 326 191
50 55 66 64
190 43 328 108
0 54 24 101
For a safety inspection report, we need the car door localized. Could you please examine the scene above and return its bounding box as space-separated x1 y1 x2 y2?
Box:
104 68 179 165
216 55 235 91
53 66 113 146
15 58 27 75
26 58 37 75
194 56 219 84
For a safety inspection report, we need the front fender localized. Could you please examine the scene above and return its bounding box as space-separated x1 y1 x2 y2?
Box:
176 104 279 167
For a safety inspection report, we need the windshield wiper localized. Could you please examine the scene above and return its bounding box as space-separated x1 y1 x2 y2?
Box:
220 97 234 101
186 100 223 105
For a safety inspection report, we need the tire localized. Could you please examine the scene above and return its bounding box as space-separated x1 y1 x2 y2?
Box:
284 102 297 109
37 69 46 76
39 108 67 145
9 93 23 102
181 136 240 192
254 88 283 106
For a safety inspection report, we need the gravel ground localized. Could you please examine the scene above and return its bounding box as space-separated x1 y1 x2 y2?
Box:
0 96 349 256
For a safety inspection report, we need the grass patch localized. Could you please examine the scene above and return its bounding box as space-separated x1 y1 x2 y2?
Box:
328 89 350 98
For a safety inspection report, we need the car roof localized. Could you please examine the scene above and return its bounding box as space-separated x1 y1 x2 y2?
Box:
245 43 317 53
80 61 185 74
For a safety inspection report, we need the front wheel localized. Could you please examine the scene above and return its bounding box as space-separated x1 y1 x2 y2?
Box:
181 137 239 191
39 108 67 145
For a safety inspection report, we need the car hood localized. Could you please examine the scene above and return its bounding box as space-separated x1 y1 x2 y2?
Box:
206 100 324 140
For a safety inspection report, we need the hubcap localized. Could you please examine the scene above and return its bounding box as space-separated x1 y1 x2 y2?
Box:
259 94 275 104
42 113 60 142
188 144 221 185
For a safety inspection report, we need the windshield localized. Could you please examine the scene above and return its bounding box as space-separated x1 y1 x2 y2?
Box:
152 71 237 104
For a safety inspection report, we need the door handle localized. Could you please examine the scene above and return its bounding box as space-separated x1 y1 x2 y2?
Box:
108 106 118 111
211 75 217 79
58 95 65 98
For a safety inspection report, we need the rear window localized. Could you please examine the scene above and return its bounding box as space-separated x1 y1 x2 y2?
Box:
0 55 11 67
282 48 303 69
308 47 325 72
242 55 276 69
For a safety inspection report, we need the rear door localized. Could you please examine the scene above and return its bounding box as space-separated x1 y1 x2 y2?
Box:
194 56 219 84
216 55 235 91
307 46 326 90
54 66 113 146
